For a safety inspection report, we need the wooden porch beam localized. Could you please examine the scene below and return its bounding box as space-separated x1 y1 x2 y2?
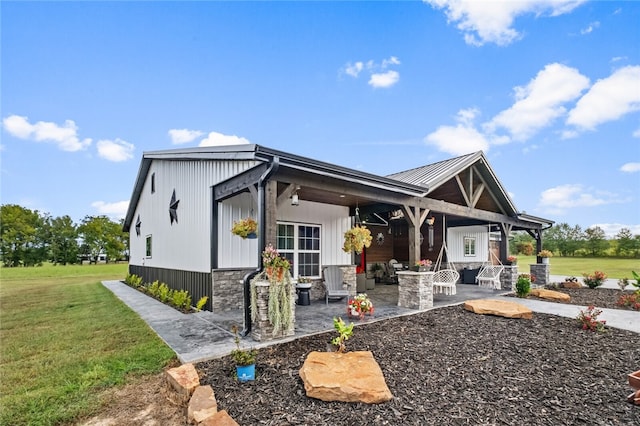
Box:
455 175 472 207
276 183 298 207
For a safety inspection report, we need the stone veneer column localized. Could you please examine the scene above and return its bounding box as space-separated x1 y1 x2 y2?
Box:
339 265 357 298
397 271 433 310
250 279 296 342
501 265 519 291
529 264 550 287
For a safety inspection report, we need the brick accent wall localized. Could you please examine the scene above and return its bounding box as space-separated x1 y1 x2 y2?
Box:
211 269 253 313
397 271 434 310
530 263 550 287
250 279 296 342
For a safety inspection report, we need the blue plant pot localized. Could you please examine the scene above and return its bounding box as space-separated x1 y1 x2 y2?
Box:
246 232 257 239
236 364 255 382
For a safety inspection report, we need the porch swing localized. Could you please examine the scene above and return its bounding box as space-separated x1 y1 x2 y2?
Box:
475 228 504 289
432 242 460 296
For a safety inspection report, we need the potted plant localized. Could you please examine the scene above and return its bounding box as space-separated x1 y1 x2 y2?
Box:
506 255 517 266
538 250 553 264
231 217 258 239
250 244 294 336
347 293 374 319
370 263 384 282
329 317 354 353
230 325 257 382
342 226 372 254
414 259 432 272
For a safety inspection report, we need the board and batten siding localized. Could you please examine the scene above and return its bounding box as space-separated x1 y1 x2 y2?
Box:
129 159 258 273
218 199 352 270
446 225 490 263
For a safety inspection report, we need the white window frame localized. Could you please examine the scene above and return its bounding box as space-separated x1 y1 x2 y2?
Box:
464 236 476 257
277 222 321 279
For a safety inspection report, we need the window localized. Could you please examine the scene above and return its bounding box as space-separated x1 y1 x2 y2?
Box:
464 237 476 256
277 222 321 278
151 173 155 194
146 235 152 257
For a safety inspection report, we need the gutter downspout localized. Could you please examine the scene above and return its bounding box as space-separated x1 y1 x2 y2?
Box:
241 156 279 337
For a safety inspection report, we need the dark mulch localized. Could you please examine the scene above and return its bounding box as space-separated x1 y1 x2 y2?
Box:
527 288 638 311
197 303 640 425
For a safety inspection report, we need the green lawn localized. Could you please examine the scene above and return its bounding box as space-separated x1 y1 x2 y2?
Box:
0 263 176 426
515 256 639 279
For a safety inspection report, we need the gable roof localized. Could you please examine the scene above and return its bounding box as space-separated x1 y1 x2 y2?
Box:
387 151 519 217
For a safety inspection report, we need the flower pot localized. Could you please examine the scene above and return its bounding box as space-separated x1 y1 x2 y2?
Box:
236 364 256 382
542 258 549 264
246 232 257 239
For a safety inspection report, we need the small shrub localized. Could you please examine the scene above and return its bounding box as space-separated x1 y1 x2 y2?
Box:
195 296 209 312
157 283 171 303
618 278 629 291
617 293 640 310
330 317 354 353
124 273 143 288
230 325 256 366
147 280 161 297
171 289 191 311
515 274 532 298
582 271 607 289
576 305 606 332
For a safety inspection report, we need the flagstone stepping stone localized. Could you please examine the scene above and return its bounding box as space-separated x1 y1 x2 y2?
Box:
166 363 200 399
464 299 532 319
299 350 393 404
530 288 571 302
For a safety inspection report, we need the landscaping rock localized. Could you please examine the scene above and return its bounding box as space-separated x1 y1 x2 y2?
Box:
299 350 393 404
530 288 571 302
188 385 217 424
562 281 582 289
464 299 532 319
166 363 200 398
199 409 239 426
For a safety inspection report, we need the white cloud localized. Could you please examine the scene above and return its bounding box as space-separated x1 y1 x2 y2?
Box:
538 184 627 215
342 56 400 89
620 162 640 173
425 108 489 155
633 128 640 138
96 138 135 162
344 62 364 77
91 200 129 219
486 63 589 141
168 128 204 145
199 131 251 147
566 65 640 131
369 70 400 88
591 223 640 238
580 21 600 35
424 0 585 46
2 114 92 152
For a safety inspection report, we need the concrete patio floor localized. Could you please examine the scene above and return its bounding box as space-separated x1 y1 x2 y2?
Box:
102 280 509 363
103 278 640 363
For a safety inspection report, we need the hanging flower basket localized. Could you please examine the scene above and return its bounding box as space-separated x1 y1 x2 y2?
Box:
231 217 258 239
342 226 372 254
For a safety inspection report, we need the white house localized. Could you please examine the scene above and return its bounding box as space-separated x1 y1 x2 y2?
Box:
123 145 552 313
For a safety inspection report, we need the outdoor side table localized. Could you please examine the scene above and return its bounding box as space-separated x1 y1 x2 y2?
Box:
296 282 312 306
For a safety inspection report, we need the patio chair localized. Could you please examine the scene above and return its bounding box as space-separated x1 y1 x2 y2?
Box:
388 259 403 283
433 269 460 296
476 265 504 290
323 266 350 305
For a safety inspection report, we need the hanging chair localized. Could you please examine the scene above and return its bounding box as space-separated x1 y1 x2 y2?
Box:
432 242 460 296
476 238 504 290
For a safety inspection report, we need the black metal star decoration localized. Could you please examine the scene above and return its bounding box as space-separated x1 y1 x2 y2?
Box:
135 215 142 236
169 189 180 225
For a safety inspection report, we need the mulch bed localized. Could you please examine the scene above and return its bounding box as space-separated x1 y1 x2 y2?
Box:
528 287 638 311
198 298 639 425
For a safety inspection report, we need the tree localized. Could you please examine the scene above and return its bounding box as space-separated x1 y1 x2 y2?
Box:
544 223 583 257
0 204 47 267
78 216 126 263
49 215 79 265
584 226 608 257
615 227 635 257
512 232 534 255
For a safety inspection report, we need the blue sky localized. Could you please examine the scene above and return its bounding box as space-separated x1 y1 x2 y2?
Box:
2 1 639 236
